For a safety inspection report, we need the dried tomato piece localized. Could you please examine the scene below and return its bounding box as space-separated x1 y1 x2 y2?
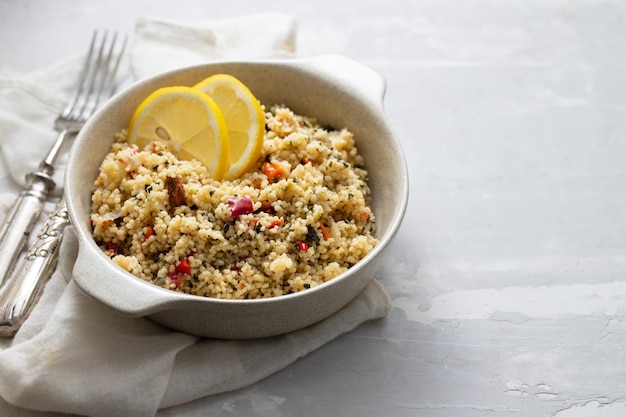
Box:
166 175 185 209
105 242 120 257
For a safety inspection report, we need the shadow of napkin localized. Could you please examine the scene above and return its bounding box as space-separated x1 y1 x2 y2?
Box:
0 14 391 417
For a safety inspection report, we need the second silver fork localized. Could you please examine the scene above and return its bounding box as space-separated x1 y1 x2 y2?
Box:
0 31 126 286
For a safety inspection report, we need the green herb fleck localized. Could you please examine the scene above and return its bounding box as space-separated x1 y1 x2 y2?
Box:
306 225 320 244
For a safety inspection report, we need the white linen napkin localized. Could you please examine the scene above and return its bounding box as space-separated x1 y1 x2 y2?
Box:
0 56 80 194
0 14 392 417
132 14 297 79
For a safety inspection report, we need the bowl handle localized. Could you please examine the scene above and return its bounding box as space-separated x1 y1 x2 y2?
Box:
302 54 387 107
72 242 167 316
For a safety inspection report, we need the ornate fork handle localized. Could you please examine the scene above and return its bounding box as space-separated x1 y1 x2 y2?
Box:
0 169 56 286
0 197 70 337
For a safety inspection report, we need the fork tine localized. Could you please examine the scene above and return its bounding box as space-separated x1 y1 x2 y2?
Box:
105 34 127 98
65 31 125 123
73 31 109 121
71 32 107 121
89 32 117 112
91 32 127 112
60 31 98 119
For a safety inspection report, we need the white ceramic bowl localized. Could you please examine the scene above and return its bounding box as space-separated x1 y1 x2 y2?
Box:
65 54 408 339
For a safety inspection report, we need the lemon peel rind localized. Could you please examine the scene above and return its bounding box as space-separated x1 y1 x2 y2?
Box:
193 74 265 181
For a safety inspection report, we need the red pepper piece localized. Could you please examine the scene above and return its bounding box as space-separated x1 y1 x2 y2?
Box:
142 226 154 243
268 218 284 229
167 271 183 289
360 206 371 222
175 258 191 275
319 221 331 240
228 195 254 218
262 162 285 182
296 241 309 252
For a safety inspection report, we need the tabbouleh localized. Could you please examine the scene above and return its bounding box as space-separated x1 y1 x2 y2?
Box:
91 105 377 299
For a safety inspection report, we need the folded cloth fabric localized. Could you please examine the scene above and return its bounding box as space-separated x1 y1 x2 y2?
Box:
132 14 297 79
0 56 81 193
0 14 392 417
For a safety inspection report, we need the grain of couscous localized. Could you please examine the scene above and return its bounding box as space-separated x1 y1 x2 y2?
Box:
91 105 377 299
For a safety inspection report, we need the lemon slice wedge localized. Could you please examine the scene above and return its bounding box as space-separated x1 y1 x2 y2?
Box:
194 74 264 180
127 86 230 180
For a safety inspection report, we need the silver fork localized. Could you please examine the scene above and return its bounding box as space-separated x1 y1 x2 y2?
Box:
0 31 126 287
0 31 127 336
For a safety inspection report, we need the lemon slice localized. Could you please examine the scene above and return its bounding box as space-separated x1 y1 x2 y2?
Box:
194 74 264 180
128 86 230 180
